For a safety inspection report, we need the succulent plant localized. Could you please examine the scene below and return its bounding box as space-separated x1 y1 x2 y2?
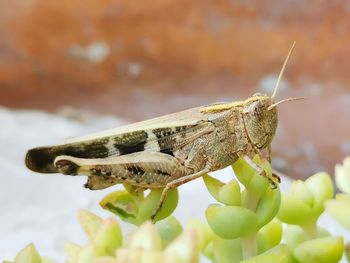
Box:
7 156 350 262
327 157 350 232
4 243 55 263
326 157 350 262
100 185 178 225
277 171 345 263
202 155 284 262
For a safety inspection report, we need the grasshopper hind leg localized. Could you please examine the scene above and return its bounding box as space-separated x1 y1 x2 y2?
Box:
54 152 185 188
84 176 123 190
55 159 80 175
54 158 121 189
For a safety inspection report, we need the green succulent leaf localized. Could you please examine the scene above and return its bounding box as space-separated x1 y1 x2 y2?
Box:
212 236 242 263
112 247 143 262
255 186 281 228
64 242 81 263
257 219 283 254
77 209 103 241
290 180 314 208
232 156 270 197
77 244 106 263
156 216 183 248
100 188 178 225
13 243 42 263
333 193 350 203
335 157 350 194
187 219 213 252
130 221 162 251
203 241 214 261
138 188 178 223
278 172 333 230
241 244 291 263
203 174 241 206
203 174 226 199
232 158 257 186
206 204 258 239
283 225 307 251
293 236 344 263
277 194 313 225
163 229 199 263
122 183 145 198
326 194 350 232
100 190 139 224
218 180 242 206
304 172 334 211
94 217 122 255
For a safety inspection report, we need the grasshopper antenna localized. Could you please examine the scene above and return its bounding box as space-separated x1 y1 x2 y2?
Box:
268 97 304 110
271 41 296 100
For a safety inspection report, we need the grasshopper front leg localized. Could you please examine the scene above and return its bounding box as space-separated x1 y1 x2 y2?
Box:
238 154 280 188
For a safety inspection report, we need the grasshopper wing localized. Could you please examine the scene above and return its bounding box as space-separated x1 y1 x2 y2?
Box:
25 106 216 174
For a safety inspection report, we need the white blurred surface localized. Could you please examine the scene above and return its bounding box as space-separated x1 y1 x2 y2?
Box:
0 107 348 262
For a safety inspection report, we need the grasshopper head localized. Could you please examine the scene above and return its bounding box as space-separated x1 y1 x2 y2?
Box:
241 42 303 150
242 95 277 150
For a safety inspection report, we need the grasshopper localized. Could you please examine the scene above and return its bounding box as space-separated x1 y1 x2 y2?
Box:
25 43 301 220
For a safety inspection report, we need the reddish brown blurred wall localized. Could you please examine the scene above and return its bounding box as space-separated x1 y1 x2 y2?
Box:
0 0 350 179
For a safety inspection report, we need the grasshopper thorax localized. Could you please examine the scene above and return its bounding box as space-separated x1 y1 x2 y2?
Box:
242 94 277 150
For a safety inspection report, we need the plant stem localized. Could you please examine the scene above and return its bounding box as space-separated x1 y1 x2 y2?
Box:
241 233 257 259
241 191 259 259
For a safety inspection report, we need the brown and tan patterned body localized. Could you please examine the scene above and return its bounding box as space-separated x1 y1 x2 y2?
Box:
25 95 277 193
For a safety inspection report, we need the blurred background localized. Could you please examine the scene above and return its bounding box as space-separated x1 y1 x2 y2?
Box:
1 0 350 260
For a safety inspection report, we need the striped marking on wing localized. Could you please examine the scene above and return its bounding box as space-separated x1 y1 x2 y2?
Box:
85 121 215 157
45 121 214 164
148 121 214 156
